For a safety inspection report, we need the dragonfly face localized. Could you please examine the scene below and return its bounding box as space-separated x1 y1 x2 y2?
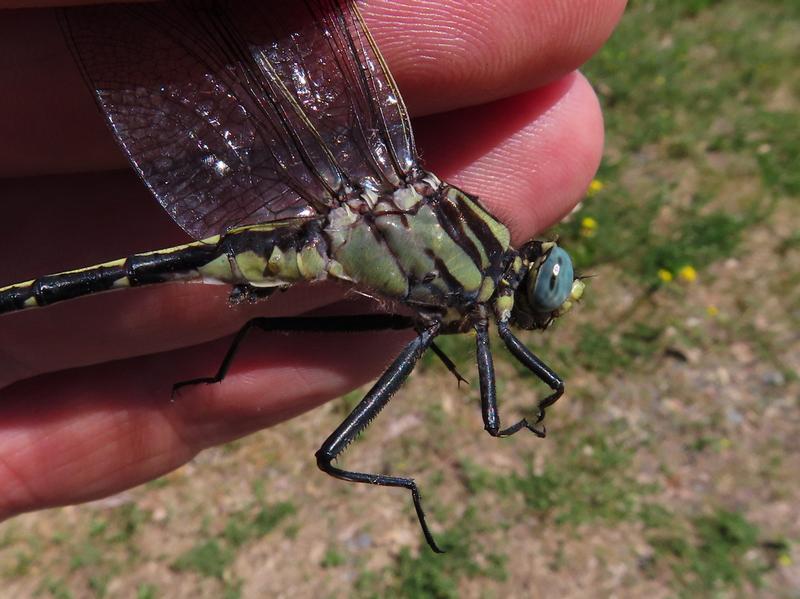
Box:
511 241 585 330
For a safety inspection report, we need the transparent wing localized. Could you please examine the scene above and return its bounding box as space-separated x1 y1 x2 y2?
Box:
61 0 418 239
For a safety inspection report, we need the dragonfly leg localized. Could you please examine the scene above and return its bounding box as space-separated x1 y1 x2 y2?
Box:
430 341 469 386
172 318 263 396
315 324 445 553
475 320 499 435
171 314 416 395
496 321 564 437
475 319 526 437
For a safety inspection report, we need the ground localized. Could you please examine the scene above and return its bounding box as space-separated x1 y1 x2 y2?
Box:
1 1 798 597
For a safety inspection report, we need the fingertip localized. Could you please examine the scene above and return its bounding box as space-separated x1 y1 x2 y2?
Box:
365 0 626 114
416 71 604 244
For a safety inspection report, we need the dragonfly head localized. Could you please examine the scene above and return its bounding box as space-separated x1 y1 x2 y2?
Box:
510 241 585 330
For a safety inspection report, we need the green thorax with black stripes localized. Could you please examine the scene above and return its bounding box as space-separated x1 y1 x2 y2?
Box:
324 175 512 313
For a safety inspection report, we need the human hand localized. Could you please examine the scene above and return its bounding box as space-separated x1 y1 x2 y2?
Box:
0 0 625 518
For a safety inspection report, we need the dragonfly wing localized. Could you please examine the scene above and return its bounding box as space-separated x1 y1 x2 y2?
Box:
61 0 418 239
240 0 417 186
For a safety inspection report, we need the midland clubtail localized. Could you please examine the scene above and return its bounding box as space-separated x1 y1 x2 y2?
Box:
0 0 585 552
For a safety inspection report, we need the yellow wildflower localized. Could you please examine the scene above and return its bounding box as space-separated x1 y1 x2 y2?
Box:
657 269 673 283
586 179 604 197
706 305 719 317
678 265 697 283
580 216 598 237
778 554 792 567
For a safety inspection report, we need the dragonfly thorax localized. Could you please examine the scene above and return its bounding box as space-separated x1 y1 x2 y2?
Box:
323 179 513 317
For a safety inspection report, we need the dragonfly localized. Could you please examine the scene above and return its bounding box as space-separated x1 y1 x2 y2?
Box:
0 0 584 552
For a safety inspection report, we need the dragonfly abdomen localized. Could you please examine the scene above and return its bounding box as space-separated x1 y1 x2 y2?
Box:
0 239 225 314
0 218 334 315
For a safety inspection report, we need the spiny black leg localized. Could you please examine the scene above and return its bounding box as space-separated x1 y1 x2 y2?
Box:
315 324 445 553
430 341 469 386
172 314 416 395
172 318 262 396
474 320 500 436
496 320 564 437
475 320 537 437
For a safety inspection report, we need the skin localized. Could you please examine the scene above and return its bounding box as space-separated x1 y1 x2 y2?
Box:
0 0 626 519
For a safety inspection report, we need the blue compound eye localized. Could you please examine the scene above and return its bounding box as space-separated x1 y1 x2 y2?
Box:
529 247 574 312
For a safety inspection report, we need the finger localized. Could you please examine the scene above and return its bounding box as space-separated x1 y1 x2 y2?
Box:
0 73 602 384
0 325 412 518
0 0 623 176
417 72 603 245
364 0 626 114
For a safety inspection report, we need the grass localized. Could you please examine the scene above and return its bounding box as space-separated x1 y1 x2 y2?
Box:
647 509 771 594
175 499 296 580
38 577 73 599
172 539 233 579
461 427 650 527
169 499 297 598
136 584 158 599
356 508 508 599
223 501 297 548
320 547 346 568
